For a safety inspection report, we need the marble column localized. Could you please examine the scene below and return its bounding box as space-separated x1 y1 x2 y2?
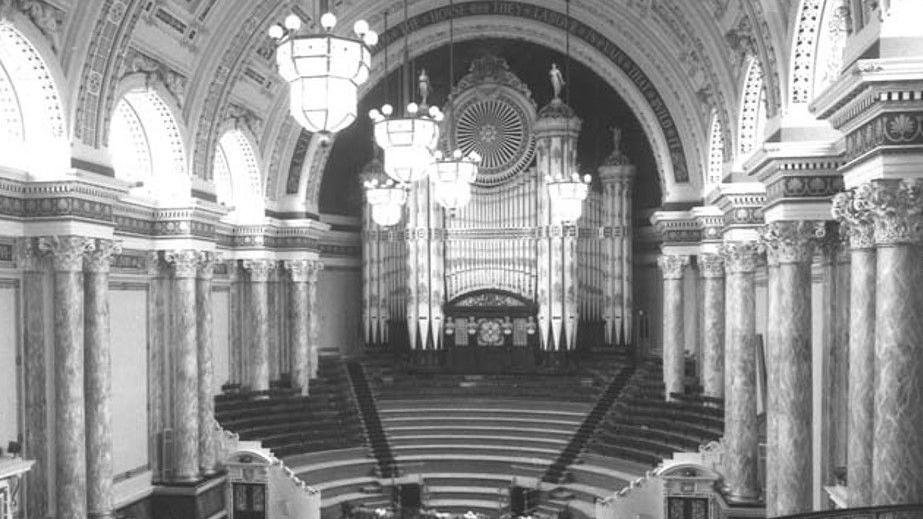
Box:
196 252 219 475
719 241 762 503
285 260 312 395
762 221 824 516
764 249 780 514
832 187 876 507
865 179 923 505
699 254 725 401
657 255 688 401
165 250 200 482
308 261 323 378
84 240 119 519
15 239 49 518
39 236 92 519
244 259 276 391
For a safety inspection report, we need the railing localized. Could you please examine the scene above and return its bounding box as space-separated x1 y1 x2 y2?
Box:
771 504 923 519
594 469 663 519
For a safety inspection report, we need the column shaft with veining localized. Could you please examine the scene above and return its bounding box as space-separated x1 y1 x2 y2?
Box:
84 240 119 519
196 252 218 475
720 241 761 502
657 255 688 401
699 254 725 401
165 250 200 482
763 222 823 516
244 259 275 391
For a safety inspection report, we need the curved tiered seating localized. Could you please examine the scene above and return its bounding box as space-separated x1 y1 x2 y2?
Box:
214 356 366 458
586 357 724 467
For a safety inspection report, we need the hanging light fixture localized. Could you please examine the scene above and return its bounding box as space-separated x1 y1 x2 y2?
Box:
547 172 591 224
430 0 478 213
364 177 408 227
544 0 589 225
369 0 442 183
432 149 480 212
268 1 378 136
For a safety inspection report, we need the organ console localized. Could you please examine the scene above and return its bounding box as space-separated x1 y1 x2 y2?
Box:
362 55 635 354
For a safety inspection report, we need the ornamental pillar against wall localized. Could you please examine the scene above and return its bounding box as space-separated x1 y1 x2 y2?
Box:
196 252 219 476
243 259 276 391
84 239 120 519
598 158 635 346
285 259 321 394
762 221 826 516
164 250 201 482
698 253 725 401
832 187 876 507
39 236 93 519
657 255 689 401
534 99 582 351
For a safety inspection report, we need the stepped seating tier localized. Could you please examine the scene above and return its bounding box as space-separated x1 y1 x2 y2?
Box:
214 356 367 458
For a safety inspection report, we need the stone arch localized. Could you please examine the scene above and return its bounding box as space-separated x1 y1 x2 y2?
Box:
737 56 767 162
789 0 851 108
301 12 705 212
109 75 190 205
213 127 266 224
0 18 69 178
706 112 725 190
811 0 851 100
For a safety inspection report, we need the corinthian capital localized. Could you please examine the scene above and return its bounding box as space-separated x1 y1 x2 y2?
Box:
14 238 44 272
865 179 923 246
699 254 725 278
196 252 221 280
284 259 313 283
38 235 94 272
83 239 122 274
761 221 826 264
832 185 875 249
164 250 200 278
720 241 763 273
657 255 689 280
243 258 277 282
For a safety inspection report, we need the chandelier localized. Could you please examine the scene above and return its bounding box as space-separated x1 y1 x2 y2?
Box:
364 178 407 227
432 149 480 212
546 172 591 224
369 95 443 183
268 7 377 136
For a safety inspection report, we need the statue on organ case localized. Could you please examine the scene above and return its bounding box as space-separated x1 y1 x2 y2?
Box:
549 63 565 100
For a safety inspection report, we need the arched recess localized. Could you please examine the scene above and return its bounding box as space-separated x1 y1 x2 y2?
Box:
297 11 707 210
109 80 190 205
736 57 767 165
213 128 266 224
0 19 69 178
706 112 725 190
789 0 851 108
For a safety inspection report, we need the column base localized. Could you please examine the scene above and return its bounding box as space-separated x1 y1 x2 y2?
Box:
151 473 227 519
723 489 763 505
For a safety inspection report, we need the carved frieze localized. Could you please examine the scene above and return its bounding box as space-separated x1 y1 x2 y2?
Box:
122 47 188 107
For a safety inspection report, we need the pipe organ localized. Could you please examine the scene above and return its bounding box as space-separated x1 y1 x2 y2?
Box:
362 56 635 351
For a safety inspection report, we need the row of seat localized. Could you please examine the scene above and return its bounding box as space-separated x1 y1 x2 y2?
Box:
214 356 367 457
585 357 724 467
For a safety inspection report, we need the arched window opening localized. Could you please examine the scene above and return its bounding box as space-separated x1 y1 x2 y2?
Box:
109 89 189 205
0 23 68 177
738 58 767 159
706 114 725 188
213 130 264 224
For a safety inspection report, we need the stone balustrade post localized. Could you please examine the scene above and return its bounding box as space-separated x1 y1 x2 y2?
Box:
657 254 689 401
